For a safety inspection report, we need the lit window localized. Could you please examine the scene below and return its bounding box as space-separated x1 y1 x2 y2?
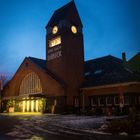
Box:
22 100 25 112
71 25 77 34
52 26 58 34
19 72 42 95
26 100 30 112
49 36 61 47
31 100 34 112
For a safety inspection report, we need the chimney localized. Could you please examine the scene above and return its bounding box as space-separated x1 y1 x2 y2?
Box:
122 52 126 64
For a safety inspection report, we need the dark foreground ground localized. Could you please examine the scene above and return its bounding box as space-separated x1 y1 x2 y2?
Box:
0 113 140 140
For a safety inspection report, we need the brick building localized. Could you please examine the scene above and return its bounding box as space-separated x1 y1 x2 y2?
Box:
2 1 140 114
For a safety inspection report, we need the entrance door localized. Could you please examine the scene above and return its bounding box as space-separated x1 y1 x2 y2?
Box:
22 99 41 112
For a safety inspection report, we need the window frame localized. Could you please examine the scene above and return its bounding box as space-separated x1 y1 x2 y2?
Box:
98 96 106 106
124 95 129 105
106 96 113 106
19 72 42 95
114 96 119 105
90 96 98 107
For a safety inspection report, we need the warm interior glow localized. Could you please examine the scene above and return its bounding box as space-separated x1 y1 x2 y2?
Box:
52 26 58 34
27 100 30 112
21 99 41 112
71 25 77 34
36 100 39 112
31 100 34 112
49 36 61 47
23 101 25 112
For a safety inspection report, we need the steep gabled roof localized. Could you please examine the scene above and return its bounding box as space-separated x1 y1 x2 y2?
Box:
128 52 140 62
28 57 66 87
46 1 82 28
83 55 140 87
28 57 46 70
127 52 140 72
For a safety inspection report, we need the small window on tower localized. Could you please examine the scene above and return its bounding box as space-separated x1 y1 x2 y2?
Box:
49 36 61 47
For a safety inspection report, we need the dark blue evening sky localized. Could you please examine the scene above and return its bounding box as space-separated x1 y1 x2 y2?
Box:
0 0 140 77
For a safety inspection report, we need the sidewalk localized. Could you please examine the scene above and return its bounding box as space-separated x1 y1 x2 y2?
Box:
0 112 42 116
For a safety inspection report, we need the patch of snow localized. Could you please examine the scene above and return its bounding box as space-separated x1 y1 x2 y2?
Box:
56 116 107 129
99 124 108 131
84 130 111 135
6 131 19 137
5 114 128 138
119 132 128 136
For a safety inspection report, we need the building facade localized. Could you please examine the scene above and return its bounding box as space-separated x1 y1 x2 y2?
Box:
81 55 140 115
2 1 84 113
2 1 140 114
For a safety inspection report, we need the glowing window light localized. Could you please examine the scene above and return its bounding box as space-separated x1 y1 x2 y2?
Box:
31 100 34 112
27 100 30 112
52 26 58 34
36 100 39 112
49 36 61 47
23 101 25 112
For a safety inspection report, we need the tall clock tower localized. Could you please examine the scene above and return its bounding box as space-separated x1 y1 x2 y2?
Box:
46 1 84 107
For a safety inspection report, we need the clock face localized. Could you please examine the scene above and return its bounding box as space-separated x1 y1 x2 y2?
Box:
52 26 58 34
71 25 77 34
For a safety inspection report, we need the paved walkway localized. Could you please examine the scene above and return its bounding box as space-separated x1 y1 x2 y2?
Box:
0 113 140 140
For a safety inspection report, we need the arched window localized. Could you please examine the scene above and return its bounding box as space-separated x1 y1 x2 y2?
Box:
19 72 42 95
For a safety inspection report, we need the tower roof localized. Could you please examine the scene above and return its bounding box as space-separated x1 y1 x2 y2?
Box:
46 1 83 28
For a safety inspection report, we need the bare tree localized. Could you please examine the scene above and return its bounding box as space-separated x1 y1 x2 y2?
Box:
0 73 7 112
0 73 7 90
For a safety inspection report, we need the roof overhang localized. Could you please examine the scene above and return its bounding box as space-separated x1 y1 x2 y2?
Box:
80 81 140 91
2 93 45 100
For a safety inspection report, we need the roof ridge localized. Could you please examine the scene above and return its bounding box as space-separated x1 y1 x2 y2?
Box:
55 1 74 13
128 51 140 61
85 55 122 63
28 57 66 87
46 0 82 28
28 56 45 61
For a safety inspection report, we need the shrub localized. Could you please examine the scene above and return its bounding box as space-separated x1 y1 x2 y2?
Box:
107 117 140 135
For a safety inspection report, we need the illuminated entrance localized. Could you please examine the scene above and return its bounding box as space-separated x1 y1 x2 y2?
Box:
19 98 44 112
18 72 44 112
